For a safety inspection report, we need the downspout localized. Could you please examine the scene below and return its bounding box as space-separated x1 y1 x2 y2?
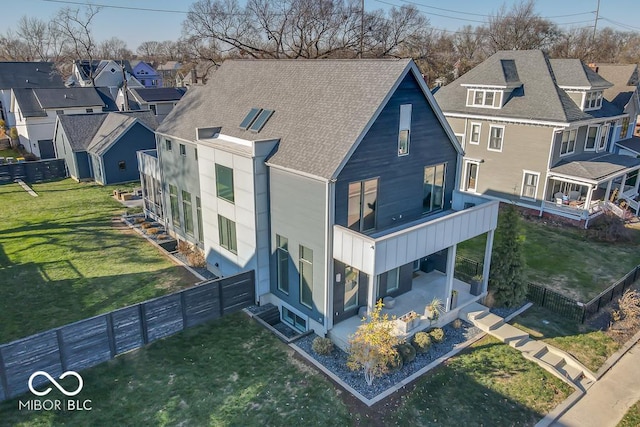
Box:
324 178 336 334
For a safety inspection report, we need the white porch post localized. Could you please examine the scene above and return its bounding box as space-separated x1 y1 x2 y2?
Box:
585 185 594 211
445 244 457 312
482 229 495 294
366 269 377 314
605 179 613 201
620 173 627 195
634 171 640 195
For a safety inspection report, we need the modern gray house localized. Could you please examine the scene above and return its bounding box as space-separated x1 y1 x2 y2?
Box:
54 111 158 185
140 59 499 347
435 50 640 225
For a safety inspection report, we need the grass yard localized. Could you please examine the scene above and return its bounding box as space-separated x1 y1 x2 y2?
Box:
384 336 573 426
0 179 196 343
511 306 620 372
457 213 640 301
0 313 352 426
0 148 22 159
618 401 640 427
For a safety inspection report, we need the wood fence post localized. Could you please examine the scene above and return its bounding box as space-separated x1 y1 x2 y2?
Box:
139 304 149 345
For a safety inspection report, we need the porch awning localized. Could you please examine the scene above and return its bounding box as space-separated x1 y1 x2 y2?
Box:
616 136 640 156
549 153 640 184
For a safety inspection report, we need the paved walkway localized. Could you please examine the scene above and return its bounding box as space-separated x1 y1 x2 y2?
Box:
551 343 640 427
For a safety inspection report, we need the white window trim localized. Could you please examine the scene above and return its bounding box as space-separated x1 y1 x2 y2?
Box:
469 122 481 145
520 170 540 201
455 133 465 145
597 124 610 151
487 125 505 152
559 129 577 157
463 160 480 193
583 91 603 111
280 303 308 332
398 104 412 157
466 89 503 109
584 125 599 151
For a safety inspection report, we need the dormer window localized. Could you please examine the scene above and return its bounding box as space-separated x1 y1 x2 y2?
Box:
583 91 603 110
466 89 502 108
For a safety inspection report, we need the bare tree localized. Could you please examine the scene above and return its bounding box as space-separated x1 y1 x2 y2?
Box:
137 41 162 60
97 37 132 59
55 6 100 84
486 0 559 53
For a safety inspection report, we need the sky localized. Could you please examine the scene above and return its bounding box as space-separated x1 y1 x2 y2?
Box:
3 0 639 52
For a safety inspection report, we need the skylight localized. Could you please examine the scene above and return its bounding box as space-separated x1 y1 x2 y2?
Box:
239 108 262 130
249 109 274 132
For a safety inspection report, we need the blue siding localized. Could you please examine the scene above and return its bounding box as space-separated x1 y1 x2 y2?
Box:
100 122 156 184
75 152 91 179
335 72 459 233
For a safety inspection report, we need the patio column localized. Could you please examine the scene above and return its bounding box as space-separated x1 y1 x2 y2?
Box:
366 271 377 315
619 173 627 196
482 229 495 295
444 244 456 312
604 180 613 201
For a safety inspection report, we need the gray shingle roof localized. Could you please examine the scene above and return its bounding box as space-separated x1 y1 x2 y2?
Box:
594 64 639 109
58 114 108 151
87 114 137 156
435 50 622 124
32 87 104 109
12 88 47 117
550 152 640 182
130 87 186 103
616 136 640 155
549 59 613 89
157 58 415 179
0 62 64 89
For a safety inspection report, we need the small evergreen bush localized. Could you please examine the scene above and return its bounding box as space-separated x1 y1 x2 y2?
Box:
396 342 416 363
411 332 431 353
312 337 334 355
429 328 445 343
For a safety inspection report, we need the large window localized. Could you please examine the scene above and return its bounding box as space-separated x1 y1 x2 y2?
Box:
468 89 500 107
347 178 378 232
488 126 504 151
620 117 630 139
196 196 203 243
299 245 313 308
276 235 289 294
585 126 598 151
470 123 481 145
560 129 577 155
218 215 237 254
215 164 235 203
584 91 603 110
464 161 479 192
182 191 193 235
386 267 399 293
521 171 539 200
423 163 446 213
398 104 412 156
344 266 359 311
169 185 180 227
598 124 610 151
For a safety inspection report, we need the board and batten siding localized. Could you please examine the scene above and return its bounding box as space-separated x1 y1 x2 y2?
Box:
461 121 554 204
100 122 156 184
269 167 327 328
335 72 459 233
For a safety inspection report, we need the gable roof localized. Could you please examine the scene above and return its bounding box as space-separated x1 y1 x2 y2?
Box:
57 110 157 153
158 58 457 179
130 87 186 103
435 50 622 124
593 64 639 109
549 59 613 89
75 60 135 81
0 62 64 89
13 87 104 117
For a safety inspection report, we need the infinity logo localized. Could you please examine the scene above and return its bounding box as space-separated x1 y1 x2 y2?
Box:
28 371 84 397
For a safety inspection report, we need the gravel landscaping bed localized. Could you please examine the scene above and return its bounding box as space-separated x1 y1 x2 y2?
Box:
490 302 529 319
296 321 482 399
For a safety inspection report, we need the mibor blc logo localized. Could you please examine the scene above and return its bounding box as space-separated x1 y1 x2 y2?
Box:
19 370 92 412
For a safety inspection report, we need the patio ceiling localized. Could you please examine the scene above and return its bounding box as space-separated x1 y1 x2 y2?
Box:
550 152 640 184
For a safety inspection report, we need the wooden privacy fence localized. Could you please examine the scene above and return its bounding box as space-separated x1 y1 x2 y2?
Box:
0 271 254 402
0 159 66 185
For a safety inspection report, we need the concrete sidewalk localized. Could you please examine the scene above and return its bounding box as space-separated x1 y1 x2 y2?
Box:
551 343 640 427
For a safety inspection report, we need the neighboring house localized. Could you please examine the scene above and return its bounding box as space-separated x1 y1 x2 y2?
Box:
130 60 162 88
156 61 182 87
434 50 640 226
175 68 205 87
0 62 64 128
115 87 186 122
139 59 499 347
11 87 105 158
53 110 158 184
67 60 144 89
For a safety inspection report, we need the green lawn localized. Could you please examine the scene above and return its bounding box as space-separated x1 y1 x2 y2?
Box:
618 401 640 427
385 336 573 426
0 179 196 343
511 306 620 372
457 214 640 301
0 313 352 426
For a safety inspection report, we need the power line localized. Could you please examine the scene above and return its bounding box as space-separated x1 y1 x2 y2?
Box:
373 0 486 23
42 0 189 14
600 17 640 32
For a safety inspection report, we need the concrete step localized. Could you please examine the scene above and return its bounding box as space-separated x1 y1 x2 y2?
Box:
489 324 529 346
537 348 565 368
459 302 488 322
513 338 546 354
558 362 583 382
474 312 504 331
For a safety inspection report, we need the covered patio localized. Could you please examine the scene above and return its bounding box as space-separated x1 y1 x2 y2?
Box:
329 270 480 350
542 153 640 222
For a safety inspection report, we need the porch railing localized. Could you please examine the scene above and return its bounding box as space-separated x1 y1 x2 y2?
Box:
454 255 483 282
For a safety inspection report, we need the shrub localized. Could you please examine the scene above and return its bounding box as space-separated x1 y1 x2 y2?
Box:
157 234 169 241
312 337 334 355
177 240 191 255
386 350 403 373
411 332 431 353
396 342 416 364
134 217 145 224
452 318 463 329
429 328 445 343
187 250 207 268
586 212 632 243
618 289 640 324
141 222 155 229
146 227 160 235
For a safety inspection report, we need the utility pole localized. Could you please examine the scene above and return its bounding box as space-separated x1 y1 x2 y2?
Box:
359 0 364 59
592 0 600 43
